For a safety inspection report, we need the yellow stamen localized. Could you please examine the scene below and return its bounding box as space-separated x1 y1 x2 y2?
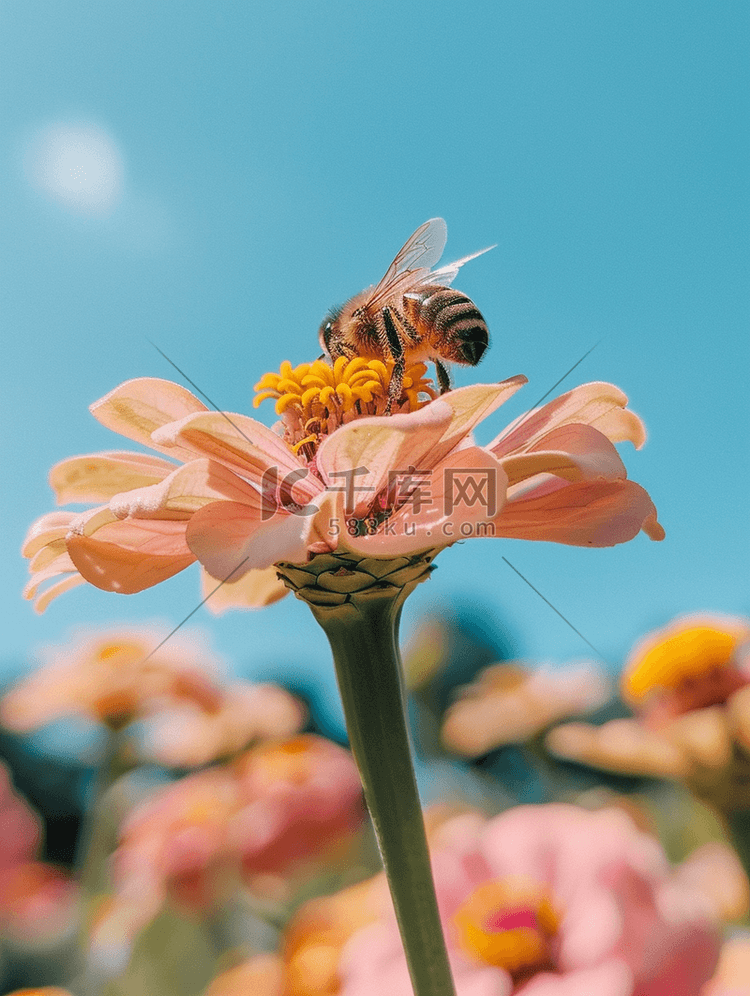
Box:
623 623 745 702
301 375 330 390
319 385 336 409
255 390 289 408
335 383 354 409
332 356 349 380
254 356 438 455
368 359 389 381
292 434 318 454
301 387 323 408
276 393 306 415
95 641 142 663
453 880 559 976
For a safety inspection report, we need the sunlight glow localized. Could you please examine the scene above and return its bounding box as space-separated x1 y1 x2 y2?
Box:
26 121 124 215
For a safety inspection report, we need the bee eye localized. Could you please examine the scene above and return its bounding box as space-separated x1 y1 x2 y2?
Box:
319 319 334 353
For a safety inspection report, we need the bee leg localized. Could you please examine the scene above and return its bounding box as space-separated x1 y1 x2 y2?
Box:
434 358 451 394
381 306 405 415
327 343 358 361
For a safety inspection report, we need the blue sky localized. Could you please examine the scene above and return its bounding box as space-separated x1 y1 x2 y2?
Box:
1 1 748 732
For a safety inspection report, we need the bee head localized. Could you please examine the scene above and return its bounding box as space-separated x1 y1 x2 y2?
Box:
318 305 342 356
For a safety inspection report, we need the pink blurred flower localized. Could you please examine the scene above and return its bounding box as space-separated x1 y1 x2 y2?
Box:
145 680 306 767
702 935 750 996
99 735 365 945
0 765 79 944
232 735 366 891
336 805 720 996
0 861 78 943
23 371 662 611
441 660 611 757
0 761 42 870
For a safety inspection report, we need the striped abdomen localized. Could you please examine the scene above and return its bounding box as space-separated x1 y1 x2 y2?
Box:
403 284 489 366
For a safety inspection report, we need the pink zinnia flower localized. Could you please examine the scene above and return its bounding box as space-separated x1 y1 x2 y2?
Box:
0 761 42 871
23 361 662 612
336 805 720 996
0 765 79 944
0 860 78 943
98 735 364 946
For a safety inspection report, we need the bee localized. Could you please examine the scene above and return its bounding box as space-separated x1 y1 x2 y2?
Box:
318 218 494 413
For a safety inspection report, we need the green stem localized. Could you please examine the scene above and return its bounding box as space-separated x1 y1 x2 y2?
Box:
308 588 456 996
78 729 130 899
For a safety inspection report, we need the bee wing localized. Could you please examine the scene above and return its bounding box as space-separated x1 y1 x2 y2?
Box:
423 245 497 288
364 218 448 310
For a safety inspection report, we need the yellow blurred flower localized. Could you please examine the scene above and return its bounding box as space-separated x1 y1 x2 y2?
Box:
1 626 223 733
547 615 750 811
0 626 305 766
204 954 285 996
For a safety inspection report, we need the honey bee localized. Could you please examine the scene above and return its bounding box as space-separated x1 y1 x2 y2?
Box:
318 218 494 412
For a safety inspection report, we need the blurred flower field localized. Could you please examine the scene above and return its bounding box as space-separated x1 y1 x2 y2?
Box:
2 607 750 995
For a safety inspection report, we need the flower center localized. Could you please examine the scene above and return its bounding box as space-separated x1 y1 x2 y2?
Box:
235 735 315 786
94 640 142 664
452 879 559 979
623 625 748 714
253 357 436 457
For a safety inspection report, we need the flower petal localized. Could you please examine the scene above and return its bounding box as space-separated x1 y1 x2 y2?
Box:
150 411 323 503
50 451 178 504
316 401 454 506
317 377 528 503
34 575 87 613
186 501 313 579
23 539 87 612
22 512 78 559
665 707 732 771
520 961 633 996
545 720 689 779
109 459 267 519
493 480 664 547
430 376 528 448
23 551 78 600
343 446 509 556
490 382 646 456
498 424 627 486
67 508 195 593
200 565 289 613
28 539 70 574
90 378 209 461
